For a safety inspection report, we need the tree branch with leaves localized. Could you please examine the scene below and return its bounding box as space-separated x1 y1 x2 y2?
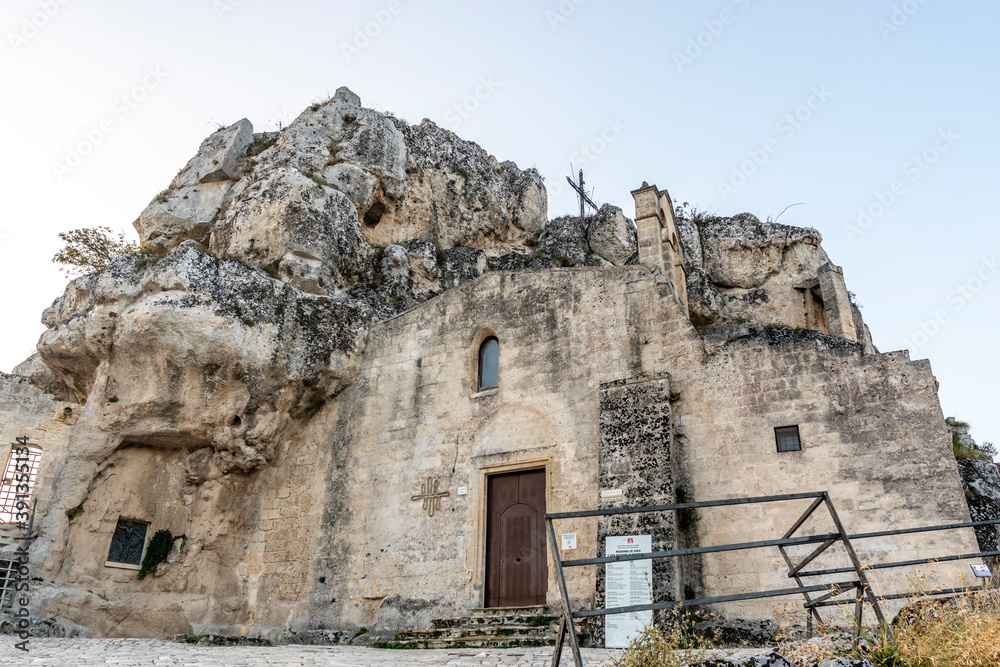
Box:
52 226 139 277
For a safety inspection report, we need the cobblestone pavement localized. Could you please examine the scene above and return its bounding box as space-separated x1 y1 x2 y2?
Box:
0 638 769 666
0 638 625 666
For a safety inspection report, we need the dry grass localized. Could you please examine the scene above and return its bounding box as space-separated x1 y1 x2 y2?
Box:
870 589 1000 667
606 611 721 667
606 587 1000 667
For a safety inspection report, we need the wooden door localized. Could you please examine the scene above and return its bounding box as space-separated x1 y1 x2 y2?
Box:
485 468 547 607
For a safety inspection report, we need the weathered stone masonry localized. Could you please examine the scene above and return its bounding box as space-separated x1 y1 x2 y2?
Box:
0 89 986 643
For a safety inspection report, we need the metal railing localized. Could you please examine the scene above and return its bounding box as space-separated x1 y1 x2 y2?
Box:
546 491 1000 667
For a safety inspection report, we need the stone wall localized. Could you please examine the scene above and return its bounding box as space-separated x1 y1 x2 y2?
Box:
595 374 677 647
307 267 665 631
669 334 981 622
0 374 78 549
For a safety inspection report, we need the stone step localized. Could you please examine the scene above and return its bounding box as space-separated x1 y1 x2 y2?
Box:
397 626 559 640
385 607 591 650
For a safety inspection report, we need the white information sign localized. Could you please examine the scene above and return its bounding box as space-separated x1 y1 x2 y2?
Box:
971 563 993 578
604 535 653 649
561 533 578 550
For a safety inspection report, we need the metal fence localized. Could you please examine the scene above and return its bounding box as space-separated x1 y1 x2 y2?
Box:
545 491 1000 667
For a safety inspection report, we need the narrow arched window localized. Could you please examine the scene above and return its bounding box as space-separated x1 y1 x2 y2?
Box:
478 337 499 391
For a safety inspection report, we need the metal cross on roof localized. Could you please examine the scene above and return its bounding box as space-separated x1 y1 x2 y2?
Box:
566 169 598 219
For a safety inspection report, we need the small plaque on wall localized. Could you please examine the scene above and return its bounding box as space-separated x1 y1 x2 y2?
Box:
600 489 624 502
971 563 992 578
561 533 577 550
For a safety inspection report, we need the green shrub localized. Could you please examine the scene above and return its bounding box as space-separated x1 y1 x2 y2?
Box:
552 252 572 267
246 132 279 158
133 244 168 271
371 641 421 649
953 432 991 462
137 529 175 580
53 226 140 277
65 505 84 520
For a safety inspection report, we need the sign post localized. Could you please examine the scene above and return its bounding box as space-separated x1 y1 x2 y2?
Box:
604 535 653 648
971 562 993 587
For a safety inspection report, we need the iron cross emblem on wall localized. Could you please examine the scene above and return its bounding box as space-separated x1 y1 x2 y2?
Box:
411 477 450 517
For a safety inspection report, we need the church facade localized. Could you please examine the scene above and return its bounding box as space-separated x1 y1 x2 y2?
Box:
0 90 982 641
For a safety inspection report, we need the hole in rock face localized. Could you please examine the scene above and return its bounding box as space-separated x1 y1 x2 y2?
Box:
232 415 242 426
364 202 386 228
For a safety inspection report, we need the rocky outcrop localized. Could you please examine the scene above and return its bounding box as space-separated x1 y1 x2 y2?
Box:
132 87 550 302
696 651 792 667
36 243 369 468
676 210 870 342
697 214 822 290
134 120 254 253
12 353 75 403
960 458 1000 553
694 617 780 647
587 204 637 265
374 119 547 253
948 418 1000 554
210 167 369 295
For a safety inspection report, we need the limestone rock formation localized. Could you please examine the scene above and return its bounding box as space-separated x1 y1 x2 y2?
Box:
211 167 368 295
374 119 547 253
960 458 1000 552
36 243 368 468
379 244 409 285
696 651 793 667
675 208 873 349
697 213 822 290
587 204 637 265
134 119 254 253
12 353 74 403
130 86 551 304
949 418 1000 553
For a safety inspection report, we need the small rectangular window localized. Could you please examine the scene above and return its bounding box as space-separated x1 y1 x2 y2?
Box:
775 425 801 453
0 446 43 524
107 519 148 566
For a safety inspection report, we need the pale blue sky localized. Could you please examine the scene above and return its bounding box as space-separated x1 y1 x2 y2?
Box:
1 0 997 445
